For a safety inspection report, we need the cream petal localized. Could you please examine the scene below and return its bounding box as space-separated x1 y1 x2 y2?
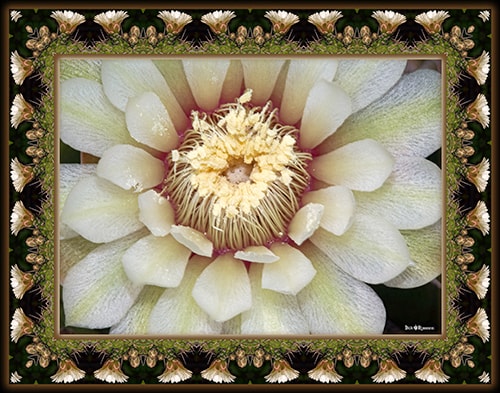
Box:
60 78 136 157
333 59 407 113
280 59 339 125
262 243 317 295
96 144 164 192
110 286 165 334
297 241 387 334
288 203 324 246
60 236 99 284
241 263 309 334
354 156 442 230
241 59 285 106
385 220 442 288
170 225 213 257
322 69 442 158
61 175 144 243
183 59 230 111
149 256 223 334
302 185 356 236
138 190 175 237
62 231 145 329
220 60 244 104
310 212 411 284
101 59 187 132
234 246 279 263
59 164 97 239
310 139 394 191
153 59 197 113
192 253 252 322
125 92 180 152
299 79 352 149
60 58 102 82
122 234 191 288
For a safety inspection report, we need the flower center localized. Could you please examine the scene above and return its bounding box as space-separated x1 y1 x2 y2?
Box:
163 90 311 252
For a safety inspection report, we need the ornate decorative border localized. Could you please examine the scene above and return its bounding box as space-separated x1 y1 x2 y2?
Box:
8 8 491 385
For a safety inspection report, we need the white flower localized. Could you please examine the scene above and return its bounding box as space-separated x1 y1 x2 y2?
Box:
308 11 343 34
308 359 342 383
466 200 490 235
265 359 299 383
94 359 128 383
415 359 449 383
51 10 85 34
10 51 34 85
10 10 22 22
158 11 192 34
59 57 442 335
467 51 490 85
478 11 490 22
158 359 192 383
10 308 34 343
10 264 34 299
10 93 34 129
10 371 22 383
478 371 490 383
415 10 450 34
10 200 34 236
201 10 235 34
372 359 406 383
51 359 86 383
265 10 299 34
466 264 490 299
467 157 490 193
467 308 490 343
10 157 34 192
467 93 490 128
200 360 235 383
94 10 128 34
372 10 406 34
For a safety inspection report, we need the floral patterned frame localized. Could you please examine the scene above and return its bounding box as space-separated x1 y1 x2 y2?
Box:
7 7 492 386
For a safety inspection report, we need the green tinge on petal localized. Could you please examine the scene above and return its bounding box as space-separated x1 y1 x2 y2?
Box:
322 69 441 158
354 156 442 230
385 220 442 289
297 241 387 334
110 286 165 334
241 263 309 334
60 78 136 157
62 230 146 329
61 175 144 243
148 255 223 334
59 59 102 82
60 236 99 284
310 212 411 284
192 253 252 322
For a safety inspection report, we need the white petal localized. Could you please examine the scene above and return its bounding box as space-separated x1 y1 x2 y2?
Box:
302 185 356 236
62 231 145 329
138 190 175 237
334 59 407 113
385 220 442 288
101 59 187 132
122 234 191 288
241 263 309 334
241 59 285 105
61 175 143 243
110 286 165 334
170 225 213 257
354 157 442 230
310 212 411 284
297 241 387 334
149 256 223 334
96 144 164 192
288 203 324 246
323 69 442 158
280 59 339 125
125 92 180 152
220 60 244 104
262 243 316 295
60 236 99 284
183 59 230 111
192 253 252 322
299 80 352 149
310 139 394 191
59 164 97 239
234 246 279 263
60 78 136 157
60 58 102 82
